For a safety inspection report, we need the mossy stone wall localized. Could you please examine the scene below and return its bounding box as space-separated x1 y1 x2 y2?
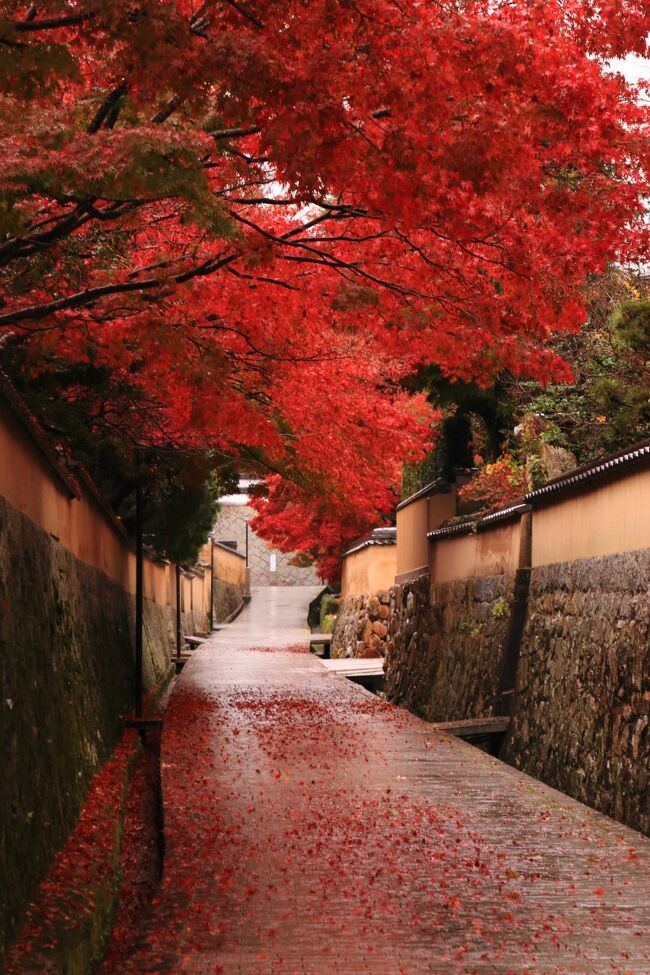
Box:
384 552 649 836
0 497 174 964
503 551 650 835
214 578 245 624
384 574 513 721
331 592 391 658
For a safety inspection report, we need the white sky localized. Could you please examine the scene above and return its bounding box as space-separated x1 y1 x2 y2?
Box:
610 54 650 84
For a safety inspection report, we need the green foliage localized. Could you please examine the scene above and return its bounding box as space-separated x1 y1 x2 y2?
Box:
308 587 340 629
491 597 507 620
320 593 340 619
402 367 514 497
0 31 79 98
319 593 340 634
408 273 650 503
509 281 650 464
610 299 650 352
402 450 442 498
319 613 337 634
144 472 220 566
459 609 482 638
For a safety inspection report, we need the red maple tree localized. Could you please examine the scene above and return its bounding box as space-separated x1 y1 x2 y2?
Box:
1 0 648 576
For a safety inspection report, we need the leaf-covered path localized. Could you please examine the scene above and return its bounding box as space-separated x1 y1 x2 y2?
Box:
121 587 650 975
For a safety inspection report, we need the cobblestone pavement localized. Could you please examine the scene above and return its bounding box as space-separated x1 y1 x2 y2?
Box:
122 587 650 975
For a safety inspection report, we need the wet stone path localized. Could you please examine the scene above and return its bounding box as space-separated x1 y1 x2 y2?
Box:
122 587 650 975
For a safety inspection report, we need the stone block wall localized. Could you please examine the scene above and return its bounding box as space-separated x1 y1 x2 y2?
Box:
212 503 320 587
503 550 650 836
331 592 392 658
384 574 513 721
214 578 246 623
381 551 649 836
0 497 174 962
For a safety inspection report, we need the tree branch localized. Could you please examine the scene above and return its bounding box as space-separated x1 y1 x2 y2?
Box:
210 125 262 139
0 254 239 326
222 0 264 29
87 84 128 134
13 13 94 31
151 94 184 124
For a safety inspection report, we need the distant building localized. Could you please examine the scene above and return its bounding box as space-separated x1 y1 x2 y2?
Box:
212 477 320 587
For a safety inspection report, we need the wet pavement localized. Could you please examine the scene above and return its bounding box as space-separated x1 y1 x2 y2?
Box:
119 586 650 975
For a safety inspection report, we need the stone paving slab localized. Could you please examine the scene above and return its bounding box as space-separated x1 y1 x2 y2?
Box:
119 588 650 975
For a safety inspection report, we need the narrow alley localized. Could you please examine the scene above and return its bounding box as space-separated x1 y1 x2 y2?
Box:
115 587 650 975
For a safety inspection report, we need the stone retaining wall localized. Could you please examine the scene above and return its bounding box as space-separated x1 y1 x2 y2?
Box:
384 574 513 721
381 550 649 836
503 550 650 836
0 497 174 963
214 578 246 623
331 592 391 658
212 502 320 587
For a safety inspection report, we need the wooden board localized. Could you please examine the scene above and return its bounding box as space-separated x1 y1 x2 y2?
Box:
320 658 384 676
125 717 164 729
433 716 510 739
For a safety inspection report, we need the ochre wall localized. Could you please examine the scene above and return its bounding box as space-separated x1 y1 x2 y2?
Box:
532 469 650 567
476 521 523 576
0 400 212 623
428 493 456 532
396 492 456 580
211 543 247 586
431 521 523 583
431 533 476 583
426 468 650 582
386 464 650 837
0 401 132 592
396 498 428 578
341 544 397 598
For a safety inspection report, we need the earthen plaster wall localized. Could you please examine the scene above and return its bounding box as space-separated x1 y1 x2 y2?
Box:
532 468 650 566
210 542 247 622
341 544 397 598
396 497 429 579
431 520 523 583
396 491 456 581
0 496 177 961
210 542 247 586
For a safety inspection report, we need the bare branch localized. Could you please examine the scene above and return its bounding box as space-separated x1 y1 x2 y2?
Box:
0 254 239 326
12 13 94 31
151 94 184 124
225 196 301 205
222 0 264 29
210 125 262 139
226 266 300 291
87 84 128 134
